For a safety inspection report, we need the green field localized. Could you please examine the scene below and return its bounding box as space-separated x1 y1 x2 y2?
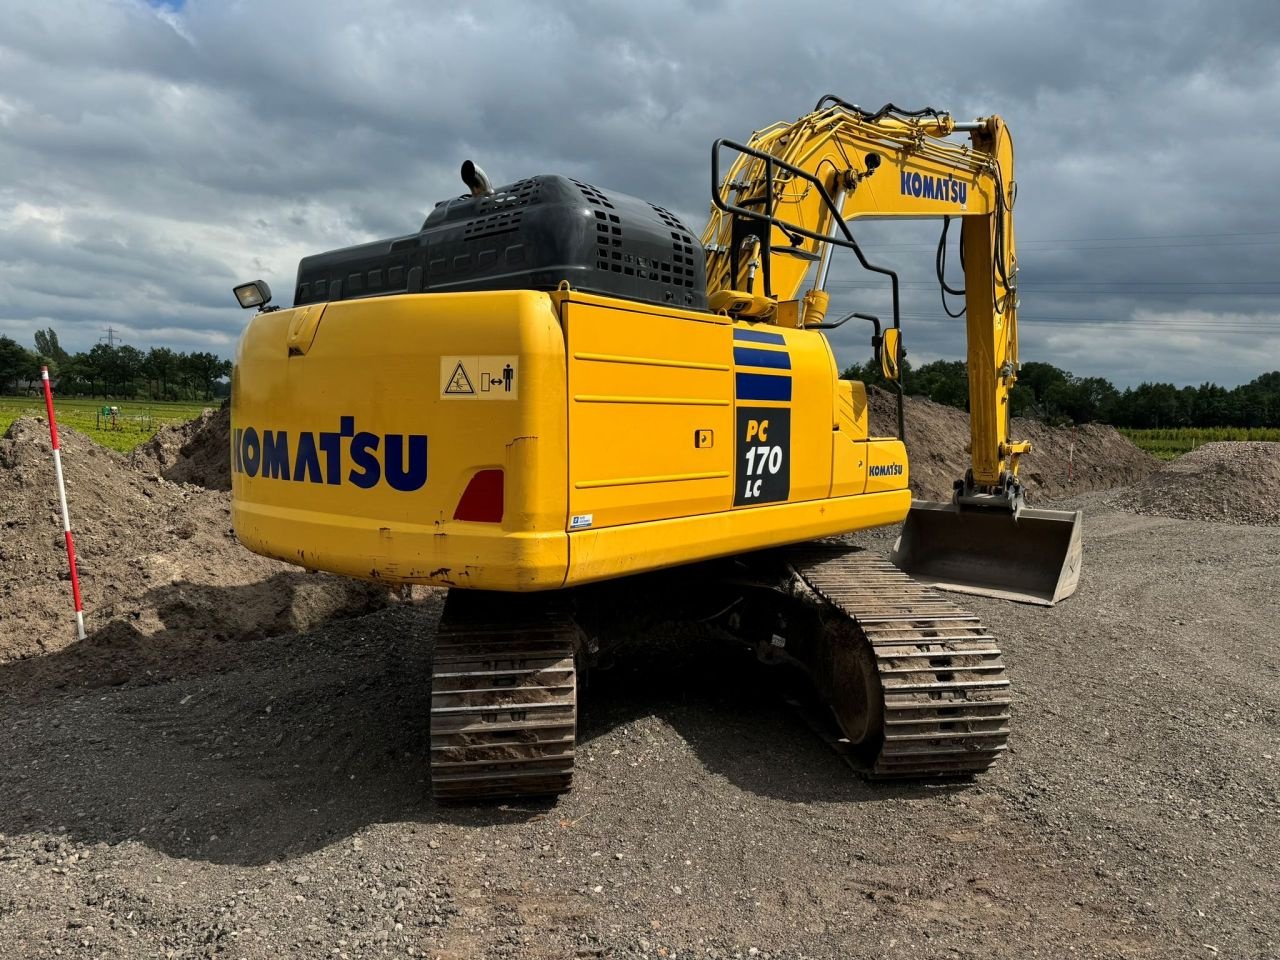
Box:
0 396 214 453
1120 426 1280 460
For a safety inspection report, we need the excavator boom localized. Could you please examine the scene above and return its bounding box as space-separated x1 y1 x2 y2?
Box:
702 97 1082 604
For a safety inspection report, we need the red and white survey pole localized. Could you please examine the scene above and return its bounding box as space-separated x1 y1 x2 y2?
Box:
40 366 86 641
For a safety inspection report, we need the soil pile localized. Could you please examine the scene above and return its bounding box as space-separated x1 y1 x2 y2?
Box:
867 388 1159 502
128 403 231 489
1 416 386 667
1117 440 1280 525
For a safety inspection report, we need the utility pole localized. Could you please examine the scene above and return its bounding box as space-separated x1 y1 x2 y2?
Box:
99 326 121 347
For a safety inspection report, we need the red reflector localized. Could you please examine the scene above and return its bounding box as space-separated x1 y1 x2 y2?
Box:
453 469 504 522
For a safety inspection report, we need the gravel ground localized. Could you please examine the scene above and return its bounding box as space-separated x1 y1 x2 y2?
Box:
1112 441 1280 525
1 498 1277 959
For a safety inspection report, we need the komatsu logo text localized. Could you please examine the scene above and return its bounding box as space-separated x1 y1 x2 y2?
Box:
900 172 967 205
869 463 904 478
233 417 427 492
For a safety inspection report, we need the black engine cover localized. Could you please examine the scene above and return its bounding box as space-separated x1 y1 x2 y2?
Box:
294 176 708 311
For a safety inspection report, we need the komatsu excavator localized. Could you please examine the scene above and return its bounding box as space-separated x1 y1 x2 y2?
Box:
230 97 1082 801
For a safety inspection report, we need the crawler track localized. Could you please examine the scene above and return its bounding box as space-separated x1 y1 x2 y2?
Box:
786 545 1010 778
429 594 579 801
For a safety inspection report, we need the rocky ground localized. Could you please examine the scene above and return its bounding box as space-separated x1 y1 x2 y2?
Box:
1112 441 1280 525
1 497 1277 959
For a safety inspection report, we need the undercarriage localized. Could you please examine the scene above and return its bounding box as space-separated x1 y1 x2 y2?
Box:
428 544 1009 801
430 545 1008 798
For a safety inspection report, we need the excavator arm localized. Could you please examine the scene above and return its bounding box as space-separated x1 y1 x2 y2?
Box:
702 97 1082 604
703 97 1025 500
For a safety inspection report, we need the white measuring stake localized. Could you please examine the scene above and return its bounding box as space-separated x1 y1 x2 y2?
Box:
40 366 87 640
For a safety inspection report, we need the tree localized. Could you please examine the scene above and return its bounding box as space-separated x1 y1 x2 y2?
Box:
184 351 232 400
1016 361 1070 407
21 349 47 393
1009 382 1038 417
115 345 145 397
33 327 69 364
145 346 178 400
1043 376 1119 424
0 336 34 392
1117 382 1184 429
88 343 123 395
840 354 914 390
909 359 968 409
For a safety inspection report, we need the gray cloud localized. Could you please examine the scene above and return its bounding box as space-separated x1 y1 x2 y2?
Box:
1 0 1277 387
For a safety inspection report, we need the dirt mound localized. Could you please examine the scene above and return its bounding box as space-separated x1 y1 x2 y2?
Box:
867 388 1158 502
1 416 387 668
128 403 231 489
1116 441 1280 525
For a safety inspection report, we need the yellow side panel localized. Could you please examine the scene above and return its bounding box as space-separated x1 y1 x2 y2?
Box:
567 490 912 585
832 439 869 499
865 438 910 494
566 301 734 528
836 379 869 439
831 379 870 497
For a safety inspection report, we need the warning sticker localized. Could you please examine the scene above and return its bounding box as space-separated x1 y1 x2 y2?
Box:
440 356 519 400
444 362 475 395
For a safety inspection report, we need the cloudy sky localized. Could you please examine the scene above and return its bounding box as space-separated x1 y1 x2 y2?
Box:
1 0 1277 387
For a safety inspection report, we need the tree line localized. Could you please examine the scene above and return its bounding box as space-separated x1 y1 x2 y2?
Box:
5 324 1275 425
842 356 1280 428
0 328 232 401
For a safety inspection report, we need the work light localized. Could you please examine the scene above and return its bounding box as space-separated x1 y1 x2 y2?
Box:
233 280 272 310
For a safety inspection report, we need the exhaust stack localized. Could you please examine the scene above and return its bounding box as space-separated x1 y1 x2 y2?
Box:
461 160 495 197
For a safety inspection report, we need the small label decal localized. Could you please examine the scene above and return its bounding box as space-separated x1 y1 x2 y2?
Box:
570 514 593 530
440 356 519 400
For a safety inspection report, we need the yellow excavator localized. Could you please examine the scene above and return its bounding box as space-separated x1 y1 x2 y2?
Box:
230 96 1082 800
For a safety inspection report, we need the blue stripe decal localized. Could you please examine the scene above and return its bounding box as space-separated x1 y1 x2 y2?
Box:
733 328 786 345
733 347 792 370
735 373 792 402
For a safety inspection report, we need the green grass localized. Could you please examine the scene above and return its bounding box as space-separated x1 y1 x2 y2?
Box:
1120 426 1280 460
0 396 214 453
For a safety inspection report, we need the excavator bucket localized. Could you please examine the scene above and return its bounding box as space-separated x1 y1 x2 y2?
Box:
890 501 1083 606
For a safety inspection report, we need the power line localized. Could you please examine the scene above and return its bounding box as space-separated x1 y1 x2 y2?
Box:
830 239 1280 254
892 312 1280 333
899 311 1278 323
829 278 1280 287
1012 229 1280 243
828 280 1280 293
825 232 1280 254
